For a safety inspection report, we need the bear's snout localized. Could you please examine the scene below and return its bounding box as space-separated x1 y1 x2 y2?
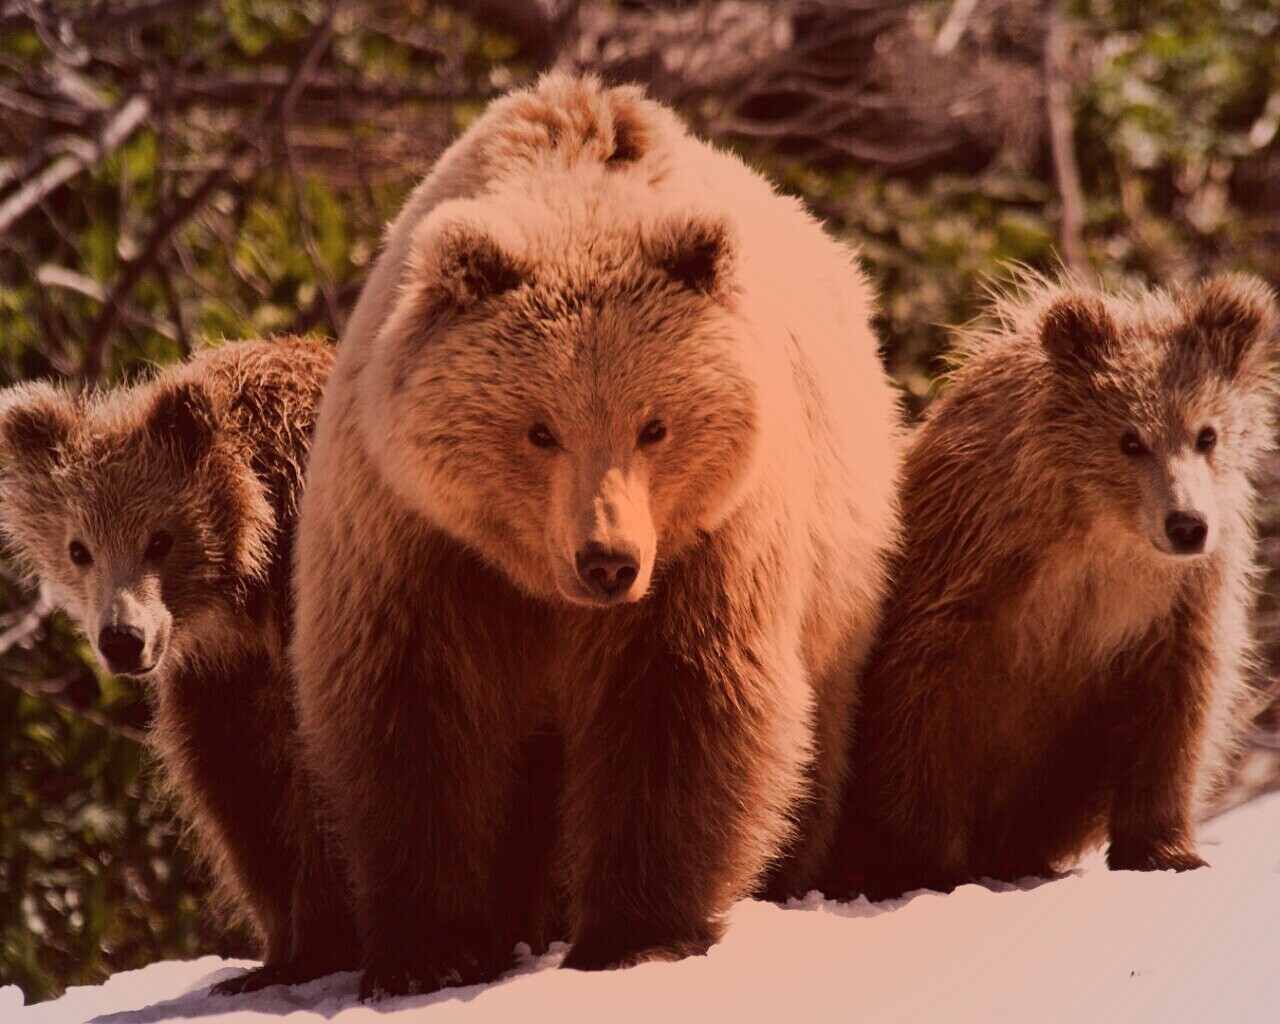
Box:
1164 510 1208 555
98 625 148 675
575 542 641 604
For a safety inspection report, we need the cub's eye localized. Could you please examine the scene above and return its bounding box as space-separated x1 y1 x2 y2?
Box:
1196 426 1217 453
528 423 558 449
68 540 92 566
146 530 174 560
1119 431 1148 458
638 420 668 446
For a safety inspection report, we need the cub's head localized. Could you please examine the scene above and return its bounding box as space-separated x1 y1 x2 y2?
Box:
0 378 273 677
362 196 770 607
1037 275 1278 560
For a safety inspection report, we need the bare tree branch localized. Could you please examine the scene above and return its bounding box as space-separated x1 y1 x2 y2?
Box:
35 264 179 341
3 669 148 742
0 587 53 659
1043 0 1088 275
935 0 979 54
281 121 342 336
0 93 150 234
156 256 191 356
78 8 339 386
0 0 208 36
440 0 575 66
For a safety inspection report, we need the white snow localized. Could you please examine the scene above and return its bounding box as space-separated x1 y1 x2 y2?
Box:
16 790 1280 1024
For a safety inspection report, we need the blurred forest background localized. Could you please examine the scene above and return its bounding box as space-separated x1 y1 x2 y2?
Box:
1 0 1279 1003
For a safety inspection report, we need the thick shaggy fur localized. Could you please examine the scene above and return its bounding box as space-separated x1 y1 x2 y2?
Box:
827 273 1277 900
293 74 901 997
0 339 356 991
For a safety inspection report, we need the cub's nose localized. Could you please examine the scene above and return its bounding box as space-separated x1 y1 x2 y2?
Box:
98 625 146 674
576 543 640 602
1165 511 1208 555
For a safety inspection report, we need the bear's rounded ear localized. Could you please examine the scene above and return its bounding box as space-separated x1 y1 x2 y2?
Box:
644 215 735 298
147 380 217 467
0 382 75 472
605 87 650 165
424 219 529 310
1039 294 1116 369
1188 274 1278 377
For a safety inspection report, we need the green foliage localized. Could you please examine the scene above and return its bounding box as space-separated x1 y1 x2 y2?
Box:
0 598 249 1002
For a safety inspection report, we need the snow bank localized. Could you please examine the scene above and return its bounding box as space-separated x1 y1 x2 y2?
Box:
16 790 1280 1024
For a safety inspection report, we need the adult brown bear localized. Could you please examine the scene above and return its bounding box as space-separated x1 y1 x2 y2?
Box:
292 74 902 999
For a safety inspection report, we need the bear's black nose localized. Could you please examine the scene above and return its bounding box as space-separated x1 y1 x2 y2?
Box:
98 625 146 674
576 543 640 602
1165 511 1208 555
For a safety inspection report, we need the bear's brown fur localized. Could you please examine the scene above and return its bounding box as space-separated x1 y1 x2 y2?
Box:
827 273 1277 900
0 338 356 992
293 74 902 998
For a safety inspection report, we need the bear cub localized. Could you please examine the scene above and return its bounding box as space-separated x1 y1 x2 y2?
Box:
0 338 356 993
828 273 1277 900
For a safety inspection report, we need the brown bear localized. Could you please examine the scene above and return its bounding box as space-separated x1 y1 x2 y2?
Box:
292 74 902 999
827 273 1277 901
0 338 356 993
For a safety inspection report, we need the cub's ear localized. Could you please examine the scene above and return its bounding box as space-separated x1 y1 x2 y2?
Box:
1039 293 1117 369
644 215 735 297
420 218 529 309
1189 274 1278 377
147 380 217 467
0 382 76 471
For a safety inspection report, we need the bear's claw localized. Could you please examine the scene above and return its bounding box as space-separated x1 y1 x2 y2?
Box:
210 964 292 997
358 947 510 1002
562 933 712 972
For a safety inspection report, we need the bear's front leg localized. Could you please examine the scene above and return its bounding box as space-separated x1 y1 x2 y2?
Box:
560 541 812 971
1106 602 1216 874
294 530 524 1001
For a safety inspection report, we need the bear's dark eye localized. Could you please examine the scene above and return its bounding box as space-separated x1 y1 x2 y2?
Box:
146 530 174 561
528 423 558 449
69 540 92 566
1196 426 1217 453
1119 431 1148 458
638 419 667 446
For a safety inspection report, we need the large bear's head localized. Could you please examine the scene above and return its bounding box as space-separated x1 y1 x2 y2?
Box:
0 375 274 677
361 192 774 607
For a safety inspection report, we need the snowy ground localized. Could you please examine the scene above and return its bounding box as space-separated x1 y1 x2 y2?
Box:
13 790 1280 1024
